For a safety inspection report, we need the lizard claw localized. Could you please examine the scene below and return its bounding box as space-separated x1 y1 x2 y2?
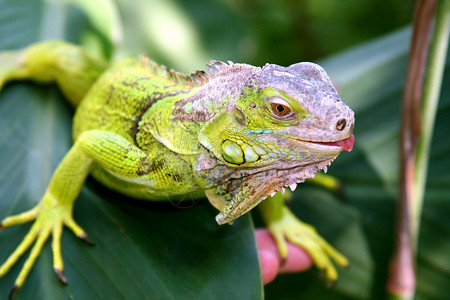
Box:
0 199 90 297
54 268 68 285
9 284 18 300
268 207 348 282
78 233 95 246
326 279 337 288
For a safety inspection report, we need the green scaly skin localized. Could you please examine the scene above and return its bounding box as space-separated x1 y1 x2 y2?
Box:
0 41 355 298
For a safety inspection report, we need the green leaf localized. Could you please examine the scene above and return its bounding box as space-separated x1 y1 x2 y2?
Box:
0 1 261 299
68 0 123 46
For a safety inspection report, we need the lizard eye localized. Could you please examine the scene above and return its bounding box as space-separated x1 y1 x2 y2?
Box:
271 103 291 116
262 93 300 121
268 97 294 118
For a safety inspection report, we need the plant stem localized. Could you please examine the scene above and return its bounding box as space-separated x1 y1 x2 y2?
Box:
387 0 437 299
412 0 450 247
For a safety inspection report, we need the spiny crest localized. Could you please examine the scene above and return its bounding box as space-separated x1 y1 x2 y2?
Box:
206 60 235 75
141 55 210 87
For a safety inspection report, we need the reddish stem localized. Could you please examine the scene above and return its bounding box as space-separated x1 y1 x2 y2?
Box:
387 0 436 297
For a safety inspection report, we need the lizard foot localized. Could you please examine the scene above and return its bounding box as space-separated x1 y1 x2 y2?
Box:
0 194 92 298
268 206 348 283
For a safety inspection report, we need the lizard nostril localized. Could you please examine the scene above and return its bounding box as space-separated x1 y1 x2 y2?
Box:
336 119 347 131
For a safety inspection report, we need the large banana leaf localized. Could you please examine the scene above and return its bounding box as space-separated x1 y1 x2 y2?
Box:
0 0 449 300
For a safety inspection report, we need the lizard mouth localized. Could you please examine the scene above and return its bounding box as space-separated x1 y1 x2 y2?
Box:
303 134 355 152
213 135 355 225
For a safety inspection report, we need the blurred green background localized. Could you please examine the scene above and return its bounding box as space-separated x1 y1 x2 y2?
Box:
110 0 414 70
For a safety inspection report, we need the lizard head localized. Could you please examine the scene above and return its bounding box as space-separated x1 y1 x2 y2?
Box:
198 62 354 224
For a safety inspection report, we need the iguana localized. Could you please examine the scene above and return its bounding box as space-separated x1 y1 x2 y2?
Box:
0 41 355 298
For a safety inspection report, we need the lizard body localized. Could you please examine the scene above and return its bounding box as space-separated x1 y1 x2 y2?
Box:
0 41 354 297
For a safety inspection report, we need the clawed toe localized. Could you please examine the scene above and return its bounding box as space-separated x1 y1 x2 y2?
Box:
267 207 348 282
9 284 18 300
54 268 68 285
78 233 95 246
0 203 92 297
326 279 336 288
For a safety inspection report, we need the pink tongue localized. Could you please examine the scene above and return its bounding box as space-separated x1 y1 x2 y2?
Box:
335 134 355 152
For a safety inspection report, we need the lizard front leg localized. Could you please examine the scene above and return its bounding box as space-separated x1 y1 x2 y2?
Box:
306 173 344 196
0 130 153 298
258 191 348 283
